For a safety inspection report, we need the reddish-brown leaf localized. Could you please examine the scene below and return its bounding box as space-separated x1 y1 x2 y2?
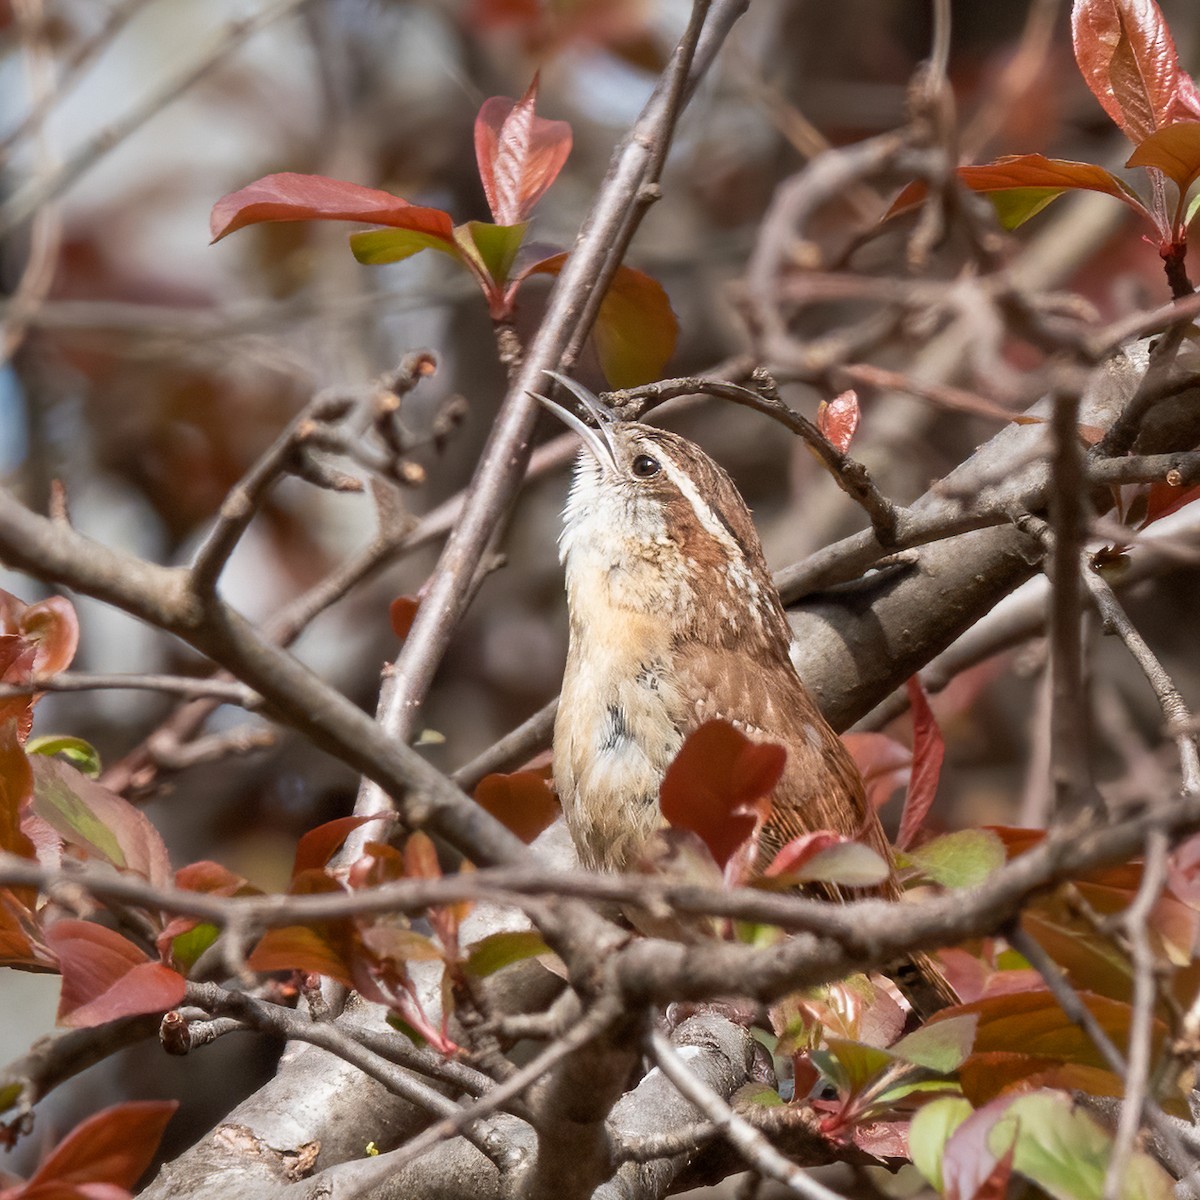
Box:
521 254 678 387
474 77 572 225
291 815 381 881
19 1100 177 1194
762 830 844 878
0 719 34 861
1127 120 1200 196
389 595 420 641
959 1051 1124 1107
1143 476 1200 526
896 677 943 850
210 172 455 243
0 593 79 678
817 390 860 453
248 924 353 987
46 921 185 1028
887 155 1148 228
841 732 911 812
402 830 441 880
659 720 786 872
474 770 560 843
1072 0 1200 145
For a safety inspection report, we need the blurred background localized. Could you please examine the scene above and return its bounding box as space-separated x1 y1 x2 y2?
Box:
2 0 1199 1190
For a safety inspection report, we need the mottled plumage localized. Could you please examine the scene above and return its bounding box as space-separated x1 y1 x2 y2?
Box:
538 374 955 1015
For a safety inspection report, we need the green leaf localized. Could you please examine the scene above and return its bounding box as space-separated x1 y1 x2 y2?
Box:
26 735 102 778
995 1091 1175 1200
33 766 125 867
170 922 219 974
811 1038 894 1096
0 1080 23 1116
987 188 1070 229
350 227 460 266
792 840 891 887
460 221 527 287
464 929 549 977
906 828 1006 889
893 1013 978 1072
910 1097 973 1192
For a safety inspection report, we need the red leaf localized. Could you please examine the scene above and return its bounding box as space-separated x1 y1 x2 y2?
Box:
521 254 678 387
46 921 185 1028
389 595 420 640
887 156 1147 227
841 732 911 812
896 677 944 850
1072 0 1200 145
1127 120 1200 195
659 720 786 872
291 815 381 881
247 925 353 987
21 1101 177 1194
763 830 843 877
1142 476 1200 527
817 391 860 453
30 758 171 888
0 719 34 860
473 770 560 843
402 830 441 880
941 1095 1018 1200
210 172 455 243
474 77 572 225
0 593 80 678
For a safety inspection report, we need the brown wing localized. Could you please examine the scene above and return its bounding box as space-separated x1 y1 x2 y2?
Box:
665 640 893 890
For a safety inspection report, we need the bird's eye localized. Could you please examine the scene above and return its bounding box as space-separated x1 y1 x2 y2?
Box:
631 453 660 478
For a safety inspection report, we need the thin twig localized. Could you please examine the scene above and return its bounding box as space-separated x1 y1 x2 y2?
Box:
647 1030 844 1200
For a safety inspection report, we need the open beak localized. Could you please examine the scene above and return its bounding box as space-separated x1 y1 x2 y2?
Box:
530 372 619 470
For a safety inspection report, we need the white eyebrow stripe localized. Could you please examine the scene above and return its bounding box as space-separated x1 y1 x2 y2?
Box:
656 450 743 561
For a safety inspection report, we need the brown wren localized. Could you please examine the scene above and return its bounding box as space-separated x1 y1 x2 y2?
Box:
535 373 956 1017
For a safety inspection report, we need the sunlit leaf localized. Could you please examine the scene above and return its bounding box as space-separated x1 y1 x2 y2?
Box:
522 253 678 387
765 835 890 888
474 77 572 224
210 172 455 242
893 1012 978 1072
291 815 382 881
896 676 943 850
1072 0 1200 145
20 1100 177 1193
959 1052 1125 1107
909 1096 973 1192
1127 120 1200 195
903 828 1006 889
0 718 34 860
248 924 352 987
458 220 527 290
887 156 1148 229
2 593 80 677
349 226 460 265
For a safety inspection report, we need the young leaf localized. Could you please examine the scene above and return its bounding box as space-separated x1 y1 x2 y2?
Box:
0 719 34 860
816 390 860 453
764 834 890 887
19 1100 177 1194
46 920 186 1028
903 828 1006 889
0 592 80 677
473 770 560 844
25 734 102 778
521 254 678 387
248 924 353 987
887 156 1148 229
909 1096 973 1192
30 757 172 887
458 221 528 290
348 227 460 265
841 732 911 811
896 676 944 850
211 172 455 243
659 720 786 873
291 815 383 881
474 77 572 225
1127 120 1200 196
1072 0 1200 146
1142 476 1200 526
464 930 550 978
892 1012 978 1072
